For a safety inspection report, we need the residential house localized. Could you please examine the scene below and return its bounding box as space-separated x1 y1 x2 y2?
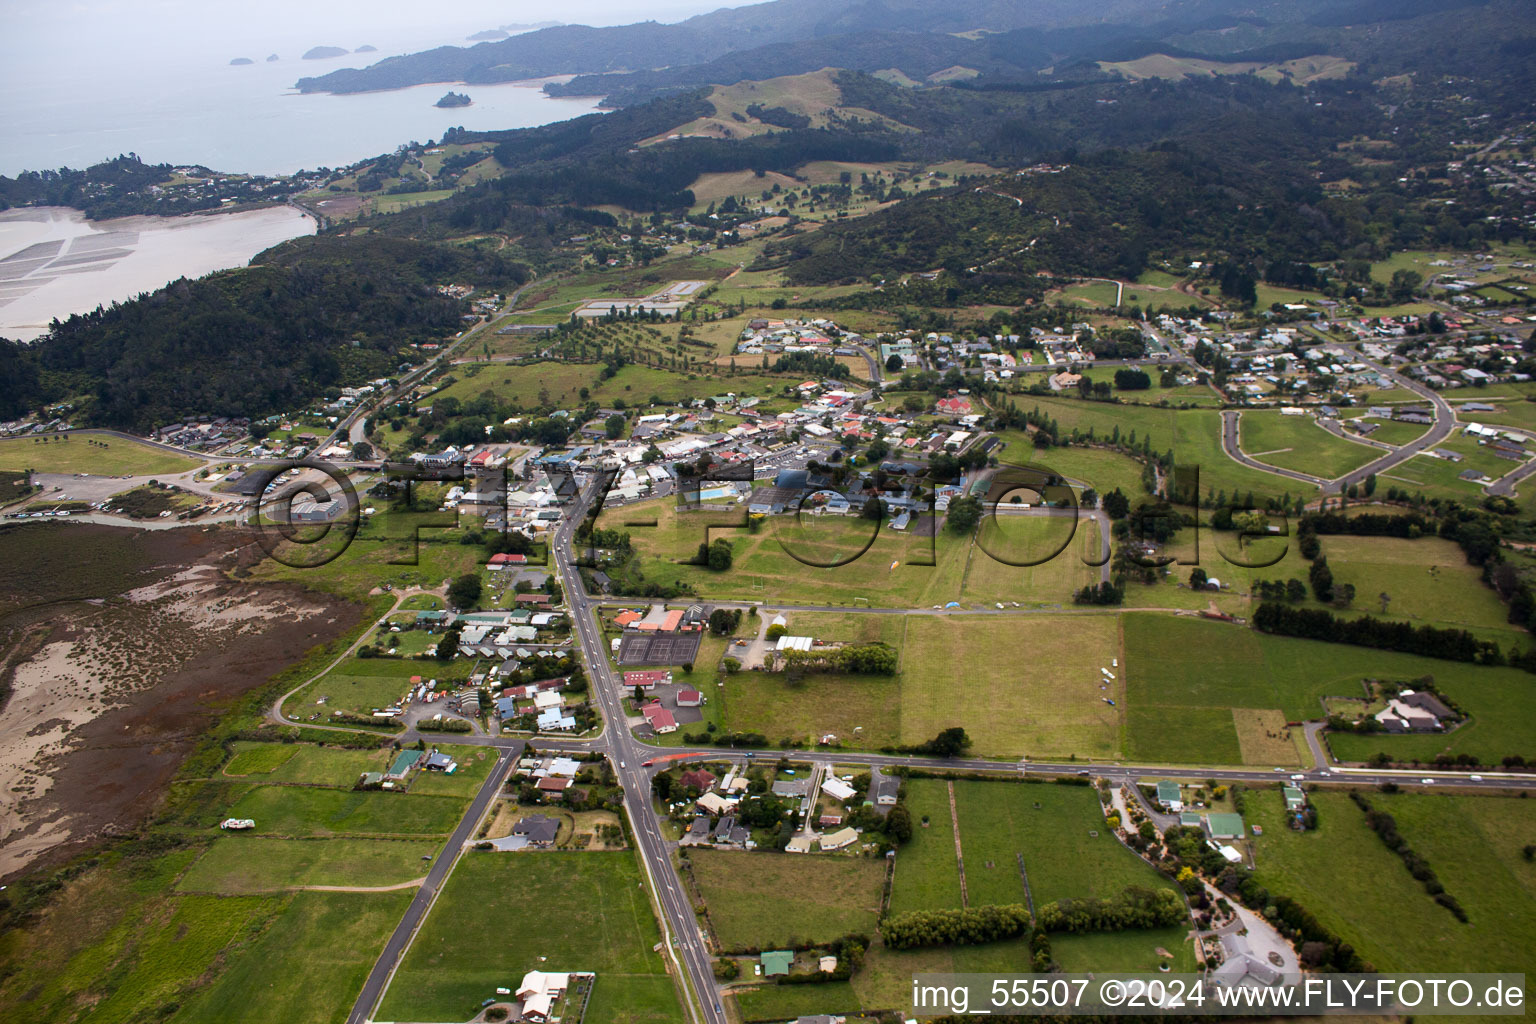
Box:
820 778 857 803
679 768 716 792
516 971 568 1022
1155 780 1183 812
760 951 794 978
642 702 678 734
513 814 560 847
819 826 859 851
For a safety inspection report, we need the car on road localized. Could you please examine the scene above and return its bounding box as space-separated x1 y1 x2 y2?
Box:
641 759 653 767
1272 767 1284 772
1289 774 1305 780
1421 778 1435 784
619 761 626 769
1469 774 1483 781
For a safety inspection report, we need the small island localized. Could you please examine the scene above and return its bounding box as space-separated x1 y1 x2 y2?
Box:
302 46 348 60
353 44 377 53
435 91 472 109
265 53 279 62
229 57 254 66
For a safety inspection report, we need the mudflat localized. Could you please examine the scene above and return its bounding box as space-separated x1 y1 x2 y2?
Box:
0 523 362 879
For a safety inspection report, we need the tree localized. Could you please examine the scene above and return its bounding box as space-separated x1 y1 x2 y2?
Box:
885 353 905 372
1189 567 1208 590
448 573 482 608
707 538 733 571
911 727 971 757
1114 368 1151 390
604 413 626 439
1101 488 1131 520
861 494 884 521
1308 557 1334 602
885 804 913 844
945 495 983 535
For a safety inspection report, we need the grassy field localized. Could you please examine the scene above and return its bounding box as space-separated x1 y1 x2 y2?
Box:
1348 417 1430 446
1250 790 1536 974
170 891 413 1024
1007 396 1315 502
0 834 407 1024
887 778 962 915
702 611 1123 757
224 741 301 775
1238 411 1378 479
1319 534 1517 638
0 435 200 476
717 669 902 749
600 498 968 607
378 851 681 1023
994 433 1151 498
900 615 1122 759
890 778 1172 915
1051 925 1198 972
1124 614 1536 765
951 780 1173 907
688 849 886 950
222 786 468 838
177 836 434 893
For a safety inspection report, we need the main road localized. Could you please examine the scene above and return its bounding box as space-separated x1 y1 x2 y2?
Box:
551 477 728 1024
329 476 1536 1024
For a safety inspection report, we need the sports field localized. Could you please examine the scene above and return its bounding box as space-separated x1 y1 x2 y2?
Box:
1238 411 1379 479
177 836 434 893
378 851 682 1023
688 849 886 950
0 434 200 476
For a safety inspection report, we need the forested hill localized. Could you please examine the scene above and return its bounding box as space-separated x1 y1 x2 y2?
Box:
0 236 526 430
291 0 1195 94
292 0 1509 99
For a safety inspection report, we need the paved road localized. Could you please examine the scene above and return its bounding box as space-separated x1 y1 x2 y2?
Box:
553 479 722 1024
347 742 521 1024
1218 410 1326 486
1327 345 1456 494
1219 343 1457 496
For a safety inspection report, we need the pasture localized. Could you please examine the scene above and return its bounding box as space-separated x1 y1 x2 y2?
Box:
221 786 468 838
0 434 200 476
899 614 1123 759
687 849 886 950
378 851 682 1024
1238 411 1379 479
1123 614 1536 766
1250 790 1536 973
177 836 433 893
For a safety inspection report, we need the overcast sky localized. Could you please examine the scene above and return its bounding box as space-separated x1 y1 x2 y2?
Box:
4 0 764 61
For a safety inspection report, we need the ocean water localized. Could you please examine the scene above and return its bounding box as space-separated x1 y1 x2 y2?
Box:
0 206 317 341
0 57 604 178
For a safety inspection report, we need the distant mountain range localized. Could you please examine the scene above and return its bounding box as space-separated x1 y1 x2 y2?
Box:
293 0 1503 101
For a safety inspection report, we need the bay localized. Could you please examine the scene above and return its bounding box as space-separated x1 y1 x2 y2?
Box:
0 206 317 342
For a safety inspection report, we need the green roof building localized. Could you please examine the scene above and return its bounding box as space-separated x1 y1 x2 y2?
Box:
1206 812 1245 839
387 749 423 779
1179 812 1204 827
760 950 793 977
1155 780 1182 809
1282 785 1305 810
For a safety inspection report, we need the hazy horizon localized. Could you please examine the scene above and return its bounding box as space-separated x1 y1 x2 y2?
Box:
0 0 773 176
